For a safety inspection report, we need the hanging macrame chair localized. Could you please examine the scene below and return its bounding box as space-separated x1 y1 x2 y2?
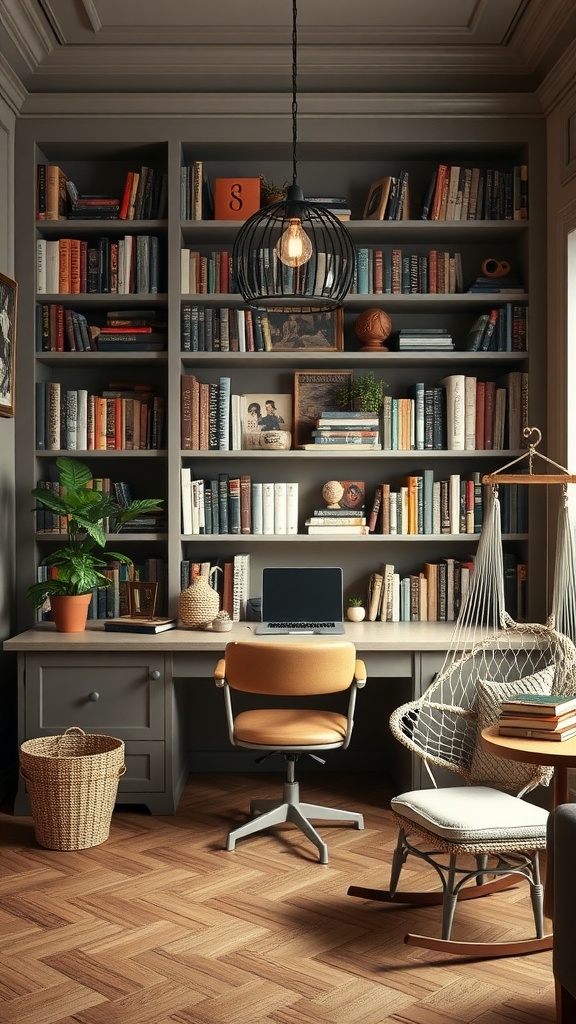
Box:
349 462 576 957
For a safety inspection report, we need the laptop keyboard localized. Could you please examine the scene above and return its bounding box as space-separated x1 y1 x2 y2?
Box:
268 621 335 629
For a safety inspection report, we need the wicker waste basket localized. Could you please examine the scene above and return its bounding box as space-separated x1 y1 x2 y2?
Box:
19 727 126 851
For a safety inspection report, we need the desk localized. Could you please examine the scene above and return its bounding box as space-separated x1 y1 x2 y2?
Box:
4 621 472 815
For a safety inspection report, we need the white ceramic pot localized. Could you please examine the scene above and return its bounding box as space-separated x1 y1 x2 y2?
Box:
347 606 366 622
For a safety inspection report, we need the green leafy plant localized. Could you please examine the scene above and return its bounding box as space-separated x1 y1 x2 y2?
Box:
348 597 364 607
26 457 163 608
259 174 288 202
340 371 388 414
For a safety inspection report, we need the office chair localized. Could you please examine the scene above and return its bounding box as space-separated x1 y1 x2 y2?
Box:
214 639 367 864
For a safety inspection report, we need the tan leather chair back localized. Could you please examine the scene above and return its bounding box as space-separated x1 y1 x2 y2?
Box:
223 640 357 696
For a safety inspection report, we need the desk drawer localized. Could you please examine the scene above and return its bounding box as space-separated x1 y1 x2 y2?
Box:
24 652 165 740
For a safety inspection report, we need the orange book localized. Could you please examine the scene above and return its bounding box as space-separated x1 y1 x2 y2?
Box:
430 165 447 221
214 177 260 221
69 238 82 294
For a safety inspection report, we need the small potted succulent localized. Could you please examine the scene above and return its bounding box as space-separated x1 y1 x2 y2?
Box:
347 597 366 622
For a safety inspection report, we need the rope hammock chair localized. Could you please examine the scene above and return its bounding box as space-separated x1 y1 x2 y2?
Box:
349 427 576 957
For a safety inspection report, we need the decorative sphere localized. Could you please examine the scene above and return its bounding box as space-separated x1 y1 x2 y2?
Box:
354 308 393 351
322 480 345 508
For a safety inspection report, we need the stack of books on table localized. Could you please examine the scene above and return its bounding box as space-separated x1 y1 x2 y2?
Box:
497 692 576 741
305 508 369 536
300 410 381 450
397 328 454 351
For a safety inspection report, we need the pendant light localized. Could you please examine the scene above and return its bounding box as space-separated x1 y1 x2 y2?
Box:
233 0 356 313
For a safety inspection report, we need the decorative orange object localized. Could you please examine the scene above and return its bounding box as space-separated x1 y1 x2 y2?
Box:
354 308 393 351
214 178 261 221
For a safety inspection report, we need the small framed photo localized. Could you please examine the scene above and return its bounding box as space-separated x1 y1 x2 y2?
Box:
0 272 17 418
264 309 344 352
293 370 353 447
363 177 392 220
241 393 293 448
128 581 158 618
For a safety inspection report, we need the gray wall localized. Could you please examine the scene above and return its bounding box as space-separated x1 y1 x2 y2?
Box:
0 82 17 801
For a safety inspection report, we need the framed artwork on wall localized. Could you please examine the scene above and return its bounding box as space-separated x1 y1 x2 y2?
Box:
0 272 17 418
293 369 353 447
264 308 344 352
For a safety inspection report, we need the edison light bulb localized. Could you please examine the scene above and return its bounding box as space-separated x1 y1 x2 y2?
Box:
275 217 313 268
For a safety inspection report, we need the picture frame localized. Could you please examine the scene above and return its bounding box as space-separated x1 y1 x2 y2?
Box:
264 308 344 352
241 392 293 449
128 581 159 618
293 370 353 447
362 176 392 220
0 272 17 418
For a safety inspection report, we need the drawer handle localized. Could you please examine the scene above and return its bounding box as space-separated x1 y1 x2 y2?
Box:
88 691 100 702
150 670 161 680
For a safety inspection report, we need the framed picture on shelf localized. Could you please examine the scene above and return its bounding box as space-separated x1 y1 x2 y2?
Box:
362 176 392 220
241 393 293 448
293 370 353 447
264 308 344 352
0 272 17 418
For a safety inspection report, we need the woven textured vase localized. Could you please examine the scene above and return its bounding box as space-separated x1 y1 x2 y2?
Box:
179 568 221 629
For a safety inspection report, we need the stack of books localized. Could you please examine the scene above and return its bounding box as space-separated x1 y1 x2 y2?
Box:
66 179 120 219
397 328 454 351
305 508 369 536
497 692 576 741
300 410 381 450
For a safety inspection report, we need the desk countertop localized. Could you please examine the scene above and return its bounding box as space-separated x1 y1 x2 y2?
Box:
4 620 466 653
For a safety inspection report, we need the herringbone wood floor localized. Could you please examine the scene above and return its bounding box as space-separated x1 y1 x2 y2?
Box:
0 772 556 1024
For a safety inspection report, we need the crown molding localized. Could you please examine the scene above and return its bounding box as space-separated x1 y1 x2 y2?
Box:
537 38 576 113
18 90 542 120
0 54 27 115
0 0 52 67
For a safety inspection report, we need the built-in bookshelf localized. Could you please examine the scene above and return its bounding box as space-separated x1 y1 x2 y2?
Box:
13 117 546 631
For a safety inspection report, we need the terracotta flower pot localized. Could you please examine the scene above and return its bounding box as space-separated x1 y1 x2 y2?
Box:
49 593 92 633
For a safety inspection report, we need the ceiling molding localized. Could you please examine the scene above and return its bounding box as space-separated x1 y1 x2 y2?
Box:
17 90 541 120
0 54 27 115
0 0 53 67
537 38 576 113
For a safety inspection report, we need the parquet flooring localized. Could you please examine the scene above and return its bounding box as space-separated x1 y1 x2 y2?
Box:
0 772 556 1024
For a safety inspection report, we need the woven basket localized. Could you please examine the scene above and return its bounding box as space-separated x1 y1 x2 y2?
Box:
19 727 126 851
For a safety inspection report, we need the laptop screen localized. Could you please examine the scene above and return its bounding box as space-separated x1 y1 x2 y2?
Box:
261 566 343 623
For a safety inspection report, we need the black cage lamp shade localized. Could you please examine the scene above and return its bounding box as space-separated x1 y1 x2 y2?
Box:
232 0 356 313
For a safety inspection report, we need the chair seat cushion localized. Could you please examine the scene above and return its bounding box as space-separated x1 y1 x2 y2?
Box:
391 786 548 843
233 708 348 746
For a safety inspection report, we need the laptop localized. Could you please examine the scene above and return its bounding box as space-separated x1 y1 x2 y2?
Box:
255 566 345 635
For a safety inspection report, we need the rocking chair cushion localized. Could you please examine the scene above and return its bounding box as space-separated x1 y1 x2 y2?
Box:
391 786 548 844
469 666 555 791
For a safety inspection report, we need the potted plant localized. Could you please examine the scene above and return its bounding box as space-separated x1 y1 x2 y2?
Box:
347 597 366 622
27 457 163 632
259 174 288 206
340 371 388 415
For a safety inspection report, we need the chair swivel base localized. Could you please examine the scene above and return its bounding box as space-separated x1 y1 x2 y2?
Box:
226 780 364 864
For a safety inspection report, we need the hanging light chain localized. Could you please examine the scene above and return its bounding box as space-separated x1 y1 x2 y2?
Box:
291 0 298 187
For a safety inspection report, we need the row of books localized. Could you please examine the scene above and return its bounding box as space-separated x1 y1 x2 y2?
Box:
36 235 162 295
36 164 168 221
180 248 236 295
496 692 576 742
421 164 528 222
36 306 167 353
181 471 299 536
35 477 166 535
181 305 269 353
180 554 250 622
363 173 409 220
367 472 526 536
35 382 165 451
379 372 527 453
353 248 464 295
440 372 528 451
366 552 525 623
35 557 168 622
465 305 528 353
